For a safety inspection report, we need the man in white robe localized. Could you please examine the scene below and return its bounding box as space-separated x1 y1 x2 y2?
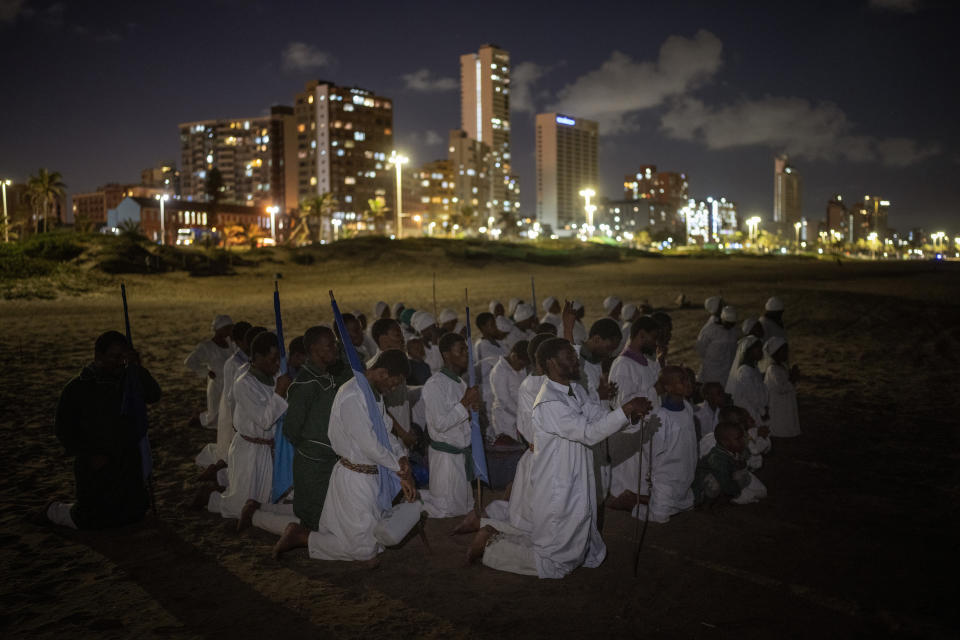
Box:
272 350 418 562
489 341 531 442
412 312 444 373
206 332 295 535
632 367 698 523
607 316 662 509
367 318 417 451
540 296 562 330
468 338 651 578
185 314 234 430
759 297 787 341
474 311 508 420
419 333 482 520
695 381 724 457
505 303 538 349
570 300 587 345
696 305 739 384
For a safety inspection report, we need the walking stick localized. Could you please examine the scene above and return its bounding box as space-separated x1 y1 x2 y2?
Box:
633 420 653 577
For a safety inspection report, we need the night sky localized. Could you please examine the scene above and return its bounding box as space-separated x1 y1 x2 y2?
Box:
2 0 958 232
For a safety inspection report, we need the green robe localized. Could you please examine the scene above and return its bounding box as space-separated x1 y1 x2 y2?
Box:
693 445 744 504
283 360 352 529
54 363 162 529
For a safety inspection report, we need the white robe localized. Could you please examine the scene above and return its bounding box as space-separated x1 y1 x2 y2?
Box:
505 325 535 351
213 352 249 464
696 321 738 384
572 320 587 345
633 401 697 523
694 401 719 440
307 377 402 561
732 364 768 426
607 353 660 498
207 370 287 519
184 339 233 427
482 379 630 579
424 343 443 374
420 371 474 517
540 312 562 330
475 337 507 363
574 345 611 497
765 363 801 437
489 357 524 440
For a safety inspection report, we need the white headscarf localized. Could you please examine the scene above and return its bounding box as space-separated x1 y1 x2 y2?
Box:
725 335 760 394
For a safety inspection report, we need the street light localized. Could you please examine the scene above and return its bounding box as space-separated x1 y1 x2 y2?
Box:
2 179 11 243
154 193 169 245
389 151 408 239
793 221 802 253
579 188 596 236
332 218 342 242
746 216 761 246
266 206 279 243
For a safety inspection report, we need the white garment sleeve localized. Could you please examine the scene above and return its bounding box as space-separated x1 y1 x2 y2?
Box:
234 377 287 433
423 380 470 435
764 365 793 396
695 324 712 358
340 393 401 472
491 363 517 413
184 342 210 376
535 398 628 447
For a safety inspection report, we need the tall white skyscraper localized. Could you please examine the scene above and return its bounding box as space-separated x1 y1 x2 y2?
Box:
460 44 517 217
535 113 598 233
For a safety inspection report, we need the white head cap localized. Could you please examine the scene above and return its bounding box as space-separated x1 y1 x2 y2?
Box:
603 296 621 313
621 303 637 321
488 300 502 314
412 311 437 333
571 299 583 312
721 305 737 322
704 296 722 315
392 302 405 317
765 296 785 312
763 336 787 357
374 301 388 318
495 315 514 333
741 317 759 335
212 314 234 331
508 298 522 315
542 296 558 312
438 308 458 325
514 303 536 322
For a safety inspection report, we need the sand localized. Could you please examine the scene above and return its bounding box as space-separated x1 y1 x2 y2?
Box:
1 254 958 638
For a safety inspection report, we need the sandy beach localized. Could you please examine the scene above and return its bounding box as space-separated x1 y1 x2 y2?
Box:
2 253 958 638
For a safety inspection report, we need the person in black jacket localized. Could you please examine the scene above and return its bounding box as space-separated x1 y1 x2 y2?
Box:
45 330 161 529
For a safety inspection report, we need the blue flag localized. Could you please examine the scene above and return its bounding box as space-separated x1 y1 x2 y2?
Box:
271 281 295 503
119 283 152 482
464 303 490 484
330 291 401 512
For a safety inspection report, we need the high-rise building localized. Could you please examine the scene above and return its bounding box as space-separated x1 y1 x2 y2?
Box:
460 44 515 216
826 194 846 234
535 113 599 233
448 129 492 225
682 196 737 245
862 195 890 238
179 106 297 212
141 161 180 196
407 159 455 226
622 165 689 239
294 81 394 234
773 154 802 228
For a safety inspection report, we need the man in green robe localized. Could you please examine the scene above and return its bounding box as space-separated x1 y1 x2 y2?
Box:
284 325 353 530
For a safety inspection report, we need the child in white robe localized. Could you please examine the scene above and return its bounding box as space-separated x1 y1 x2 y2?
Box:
489 341 531 442
185 314 235 429
764 337 801 437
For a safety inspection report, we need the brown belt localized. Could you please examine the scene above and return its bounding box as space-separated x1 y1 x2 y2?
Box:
241 434 275 446
340 458 378 474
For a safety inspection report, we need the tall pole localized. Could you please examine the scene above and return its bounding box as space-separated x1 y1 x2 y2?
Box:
160 196 165 246
2 180 10 243
390 151 407 240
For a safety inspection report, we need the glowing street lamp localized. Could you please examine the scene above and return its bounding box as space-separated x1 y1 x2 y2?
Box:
266 205 279 242
746 216 761 245
2 179 11 243
579 188 596 235
332 218 342 242
389 151 408 239
155 193 169 245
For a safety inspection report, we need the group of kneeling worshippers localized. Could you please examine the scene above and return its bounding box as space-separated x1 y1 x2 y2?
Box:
44 292 801 579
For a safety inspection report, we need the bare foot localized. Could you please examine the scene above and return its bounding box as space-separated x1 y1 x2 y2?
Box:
197 461 226 483
237 499 260 532
466 525 498 565
451 509 481 536
273 522 310 559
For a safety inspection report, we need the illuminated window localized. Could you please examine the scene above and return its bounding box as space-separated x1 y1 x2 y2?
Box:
344 176 355 184
354 131 365 141
310 176 317 186
344 104 354 112
308 95 314 104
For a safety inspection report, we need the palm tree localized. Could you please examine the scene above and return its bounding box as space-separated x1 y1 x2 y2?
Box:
26 168 66 233
299 192 337 243
204 167 225 233
497 210 517 237
366 197 388 235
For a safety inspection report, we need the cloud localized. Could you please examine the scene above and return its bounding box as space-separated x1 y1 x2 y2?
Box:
660 96 939 166
869 0 920 12
402 68 457 92
282 42 333 73
549 29 723 132
424 130 443 146
511 61 548 113
0 0 25 24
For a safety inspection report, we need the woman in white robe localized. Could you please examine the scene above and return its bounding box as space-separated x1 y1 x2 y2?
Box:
764 337 801 437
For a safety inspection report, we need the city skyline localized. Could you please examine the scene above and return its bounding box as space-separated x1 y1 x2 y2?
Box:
1 0 957 232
